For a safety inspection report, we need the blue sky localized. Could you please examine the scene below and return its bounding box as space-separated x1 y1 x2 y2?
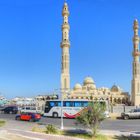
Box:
0 0 140 98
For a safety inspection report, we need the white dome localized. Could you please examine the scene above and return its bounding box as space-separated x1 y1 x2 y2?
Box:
83 77 95 85
74 83 82 90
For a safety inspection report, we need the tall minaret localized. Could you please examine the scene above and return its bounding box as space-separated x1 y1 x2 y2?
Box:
131 19 140 106
61 2 70 92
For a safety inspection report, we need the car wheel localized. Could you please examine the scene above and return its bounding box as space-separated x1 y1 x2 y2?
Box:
29 118 34 122
16 117 20 121
53 112 58 118
124 115 129 120
9 111 13 114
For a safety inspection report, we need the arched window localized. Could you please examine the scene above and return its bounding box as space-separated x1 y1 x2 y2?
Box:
65 32 67 39
138 83 140 92
64 78 67 89
114 98 117 103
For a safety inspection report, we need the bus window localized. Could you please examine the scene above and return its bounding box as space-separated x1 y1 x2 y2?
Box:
83 102 88 107
50 101 55 107
66 101 70 107
58 102 61 107
74 101 88 107
45 102 49 107
64 101 74 107
74 101 81 107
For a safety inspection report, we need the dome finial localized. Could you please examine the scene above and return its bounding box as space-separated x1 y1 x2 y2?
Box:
64 0 67 5
134 19 138 24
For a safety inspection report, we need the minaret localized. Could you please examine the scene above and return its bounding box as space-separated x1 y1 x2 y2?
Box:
60 2 70 93
131 19 140 106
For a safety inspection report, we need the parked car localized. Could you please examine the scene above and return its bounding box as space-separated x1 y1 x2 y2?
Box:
1 106 18 114
15 112 41 122
121 108 140 120
104 111 110 118
0 106 5 111
20 106 44 115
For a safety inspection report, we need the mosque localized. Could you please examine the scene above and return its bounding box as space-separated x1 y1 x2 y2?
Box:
60 2 129 104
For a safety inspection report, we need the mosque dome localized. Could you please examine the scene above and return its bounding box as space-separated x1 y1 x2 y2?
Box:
74 83 82 90
83 77 95 85
90 84 96 90
111 85 121 92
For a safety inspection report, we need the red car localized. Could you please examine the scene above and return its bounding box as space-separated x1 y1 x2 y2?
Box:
15 112 41 122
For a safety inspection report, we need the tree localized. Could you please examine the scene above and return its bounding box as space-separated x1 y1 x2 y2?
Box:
76 102 106 137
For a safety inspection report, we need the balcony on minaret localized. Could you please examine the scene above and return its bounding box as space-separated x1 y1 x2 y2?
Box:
133 35 140 43
61 40 70 48
62 23 70 30
132 51 140 57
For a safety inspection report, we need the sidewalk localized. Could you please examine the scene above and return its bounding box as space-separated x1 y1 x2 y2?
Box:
0 130 31 140
100 129 140 137
0 129 83 140
1 128 140 140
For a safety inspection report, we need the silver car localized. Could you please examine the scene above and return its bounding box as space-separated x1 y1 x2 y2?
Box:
121 108 140 120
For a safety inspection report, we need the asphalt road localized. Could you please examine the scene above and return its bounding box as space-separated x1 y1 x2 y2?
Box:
0 114 140 132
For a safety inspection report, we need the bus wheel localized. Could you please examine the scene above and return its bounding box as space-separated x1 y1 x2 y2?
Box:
53 112 58 118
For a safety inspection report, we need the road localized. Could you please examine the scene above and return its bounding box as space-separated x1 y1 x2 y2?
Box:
0 114 140 132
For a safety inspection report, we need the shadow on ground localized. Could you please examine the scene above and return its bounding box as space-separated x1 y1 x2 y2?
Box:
114 135 140 140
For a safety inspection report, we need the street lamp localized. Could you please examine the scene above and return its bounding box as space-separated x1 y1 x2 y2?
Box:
54 88 64 130
60 88 71 130
60 88 64 130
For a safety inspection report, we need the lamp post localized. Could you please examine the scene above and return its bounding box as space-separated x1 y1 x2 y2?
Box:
54 88 64 130
60 88 64 130
60 88 71 130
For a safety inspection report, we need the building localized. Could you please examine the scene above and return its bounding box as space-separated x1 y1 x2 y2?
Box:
0 95 9 106
131 19 140 106
66 77 129 105
60 2 129 104
10 97 36 107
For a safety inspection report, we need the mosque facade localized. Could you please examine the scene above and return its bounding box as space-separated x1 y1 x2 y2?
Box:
67 77 129 105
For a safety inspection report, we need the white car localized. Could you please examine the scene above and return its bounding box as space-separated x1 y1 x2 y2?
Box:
104 111 110 118
121 108 140 120
20 106 44 115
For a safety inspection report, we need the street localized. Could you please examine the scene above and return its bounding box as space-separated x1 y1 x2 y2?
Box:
0 114 140 132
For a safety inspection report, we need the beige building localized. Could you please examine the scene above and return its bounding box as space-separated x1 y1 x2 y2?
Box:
63 77 129 105
131 19 140 106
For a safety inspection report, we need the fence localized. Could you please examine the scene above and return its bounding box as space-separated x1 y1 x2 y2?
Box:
109 105 137 113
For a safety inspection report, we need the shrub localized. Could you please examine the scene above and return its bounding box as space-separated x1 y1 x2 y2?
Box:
0 120 5 127
45 124 58 134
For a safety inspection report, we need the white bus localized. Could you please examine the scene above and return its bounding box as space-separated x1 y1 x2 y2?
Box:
43 99 109 118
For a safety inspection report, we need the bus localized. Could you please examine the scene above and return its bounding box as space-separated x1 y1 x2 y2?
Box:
43 99 109 118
